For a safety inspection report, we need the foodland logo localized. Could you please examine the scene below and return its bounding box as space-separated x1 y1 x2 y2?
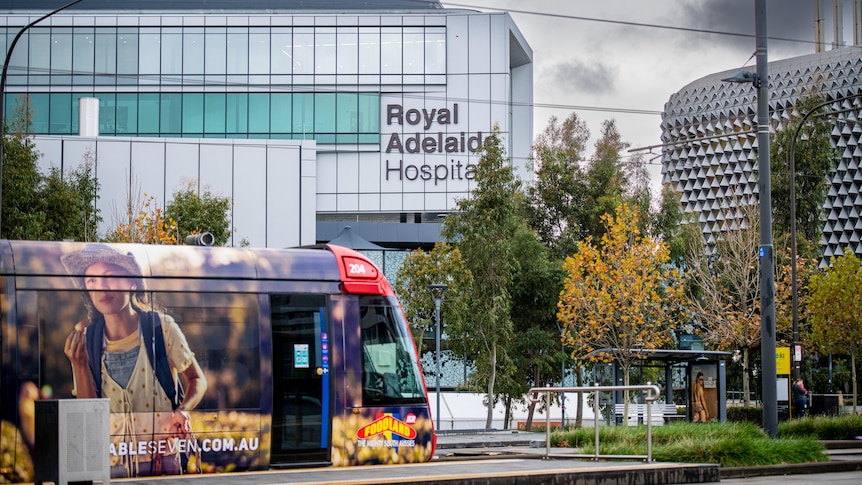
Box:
356 414 417 440
383 103 482 185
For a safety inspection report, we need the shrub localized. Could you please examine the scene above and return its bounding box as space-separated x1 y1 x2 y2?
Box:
778 414 862 440
727 406 762 425
551 421 827 466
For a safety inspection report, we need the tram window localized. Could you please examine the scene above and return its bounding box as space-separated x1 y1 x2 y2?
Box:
360 296 425 405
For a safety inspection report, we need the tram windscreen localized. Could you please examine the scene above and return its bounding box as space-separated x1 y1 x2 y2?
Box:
360 296 426 405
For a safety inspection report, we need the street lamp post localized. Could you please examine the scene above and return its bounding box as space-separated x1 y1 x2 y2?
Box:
722 0 777 436
0 0 84 235
429 283 448 432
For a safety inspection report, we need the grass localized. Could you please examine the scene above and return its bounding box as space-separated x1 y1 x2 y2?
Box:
551 421 828 467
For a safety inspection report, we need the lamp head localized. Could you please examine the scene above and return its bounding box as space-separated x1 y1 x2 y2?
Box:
721 70 761 88
428 283 449 302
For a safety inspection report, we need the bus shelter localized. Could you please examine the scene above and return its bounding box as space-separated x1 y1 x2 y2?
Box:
588 349 732 423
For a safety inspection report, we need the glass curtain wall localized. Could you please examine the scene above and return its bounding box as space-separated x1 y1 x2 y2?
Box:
1 23 446 142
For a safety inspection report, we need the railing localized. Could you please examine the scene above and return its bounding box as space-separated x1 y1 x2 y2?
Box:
529 384 662 462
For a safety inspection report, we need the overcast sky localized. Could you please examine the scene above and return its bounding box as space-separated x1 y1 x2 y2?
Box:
442 0 844 192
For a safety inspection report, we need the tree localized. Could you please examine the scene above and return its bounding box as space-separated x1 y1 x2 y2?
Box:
441 128 526 429
2 96 100 241
651 185 698 265
106 186 178 245
770 93 840 244
685 202 761 406
558 204 683 416
2 97 45 239
40 151 101 242
394 242 472 353
506 226 567 430
582 120 631 240
164 180 232 246
527 113 590 258
808 251 862 414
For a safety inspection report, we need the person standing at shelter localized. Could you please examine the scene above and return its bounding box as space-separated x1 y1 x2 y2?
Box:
62 244 207 478
792 378 808 419
692 372 709 422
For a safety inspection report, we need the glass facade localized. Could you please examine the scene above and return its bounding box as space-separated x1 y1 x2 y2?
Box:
1 24 446 143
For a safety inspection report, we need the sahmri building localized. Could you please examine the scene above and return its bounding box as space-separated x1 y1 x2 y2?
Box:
0 0 533 265
661 44 862 266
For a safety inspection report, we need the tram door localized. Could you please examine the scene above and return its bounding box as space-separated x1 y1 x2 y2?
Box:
270 294 329 464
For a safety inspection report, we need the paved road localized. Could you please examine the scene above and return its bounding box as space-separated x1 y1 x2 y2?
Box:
722 470 862 484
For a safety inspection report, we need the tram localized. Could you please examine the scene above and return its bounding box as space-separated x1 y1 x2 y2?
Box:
0 240 434 482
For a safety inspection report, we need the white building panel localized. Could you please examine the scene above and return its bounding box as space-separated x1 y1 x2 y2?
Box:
198 143 234 206
336 152 360 194
359 193 380 211
131 142 167 204
446 15 469 75
489 14 507 73
402 192 425 211
380 193 403 211
467 15 491 74
61 139 98 171
266 146 301 248
358 151 381 192
232 145 267 247
164 142 200 192
337 193 360 212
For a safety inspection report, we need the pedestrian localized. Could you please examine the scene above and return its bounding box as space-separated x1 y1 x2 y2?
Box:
792 378 807 419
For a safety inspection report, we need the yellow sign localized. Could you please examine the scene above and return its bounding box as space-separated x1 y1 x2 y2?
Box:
776 347 791 375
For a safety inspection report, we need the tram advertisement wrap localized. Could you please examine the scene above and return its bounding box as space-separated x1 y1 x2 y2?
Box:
8 242 273 479
331 409 433 466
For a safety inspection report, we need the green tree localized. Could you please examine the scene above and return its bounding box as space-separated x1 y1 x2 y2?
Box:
2 98 44 239
164 180 232 246
506 226 567 429
651 185 698 265
2 96 100 241
582 119 631 240
394 242 472 353
527 113 590 258
41 152 101 242
441 128 526 429
808 251 862 414
558 204 683 416
770 93 840 246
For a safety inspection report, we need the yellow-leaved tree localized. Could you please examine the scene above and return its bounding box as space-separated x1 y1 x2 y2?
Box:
106 193 178 245
558 204 684 415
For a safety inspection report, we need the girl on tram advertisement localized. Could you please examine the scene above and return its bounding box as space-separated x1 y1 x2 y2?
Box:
7 242 267 480
62 244 207 478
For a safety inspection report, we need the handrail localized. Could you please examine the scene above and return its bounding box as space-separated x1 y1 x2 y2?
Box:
528 384 662 462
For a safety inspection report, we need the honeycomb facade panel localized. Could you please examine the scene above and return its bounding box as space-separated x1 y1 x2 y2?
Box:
662 47 862 267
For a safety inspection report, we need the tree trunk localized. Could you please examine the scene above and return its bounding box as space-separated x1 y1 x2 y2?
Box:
524 392 537 431
852 352 858 416
743 347 751 407
503 395 512 430
525 365 541 431
575 366 584 428
485 344 497 429
623 368 631 423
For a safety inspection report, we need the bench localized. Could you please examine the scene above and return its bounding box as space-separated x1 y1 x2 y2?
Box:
614 403 681 426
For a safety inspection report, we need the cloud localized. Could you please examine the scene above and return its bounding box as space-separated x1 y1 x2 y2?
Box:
546 60 618 96
676 0 819 57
